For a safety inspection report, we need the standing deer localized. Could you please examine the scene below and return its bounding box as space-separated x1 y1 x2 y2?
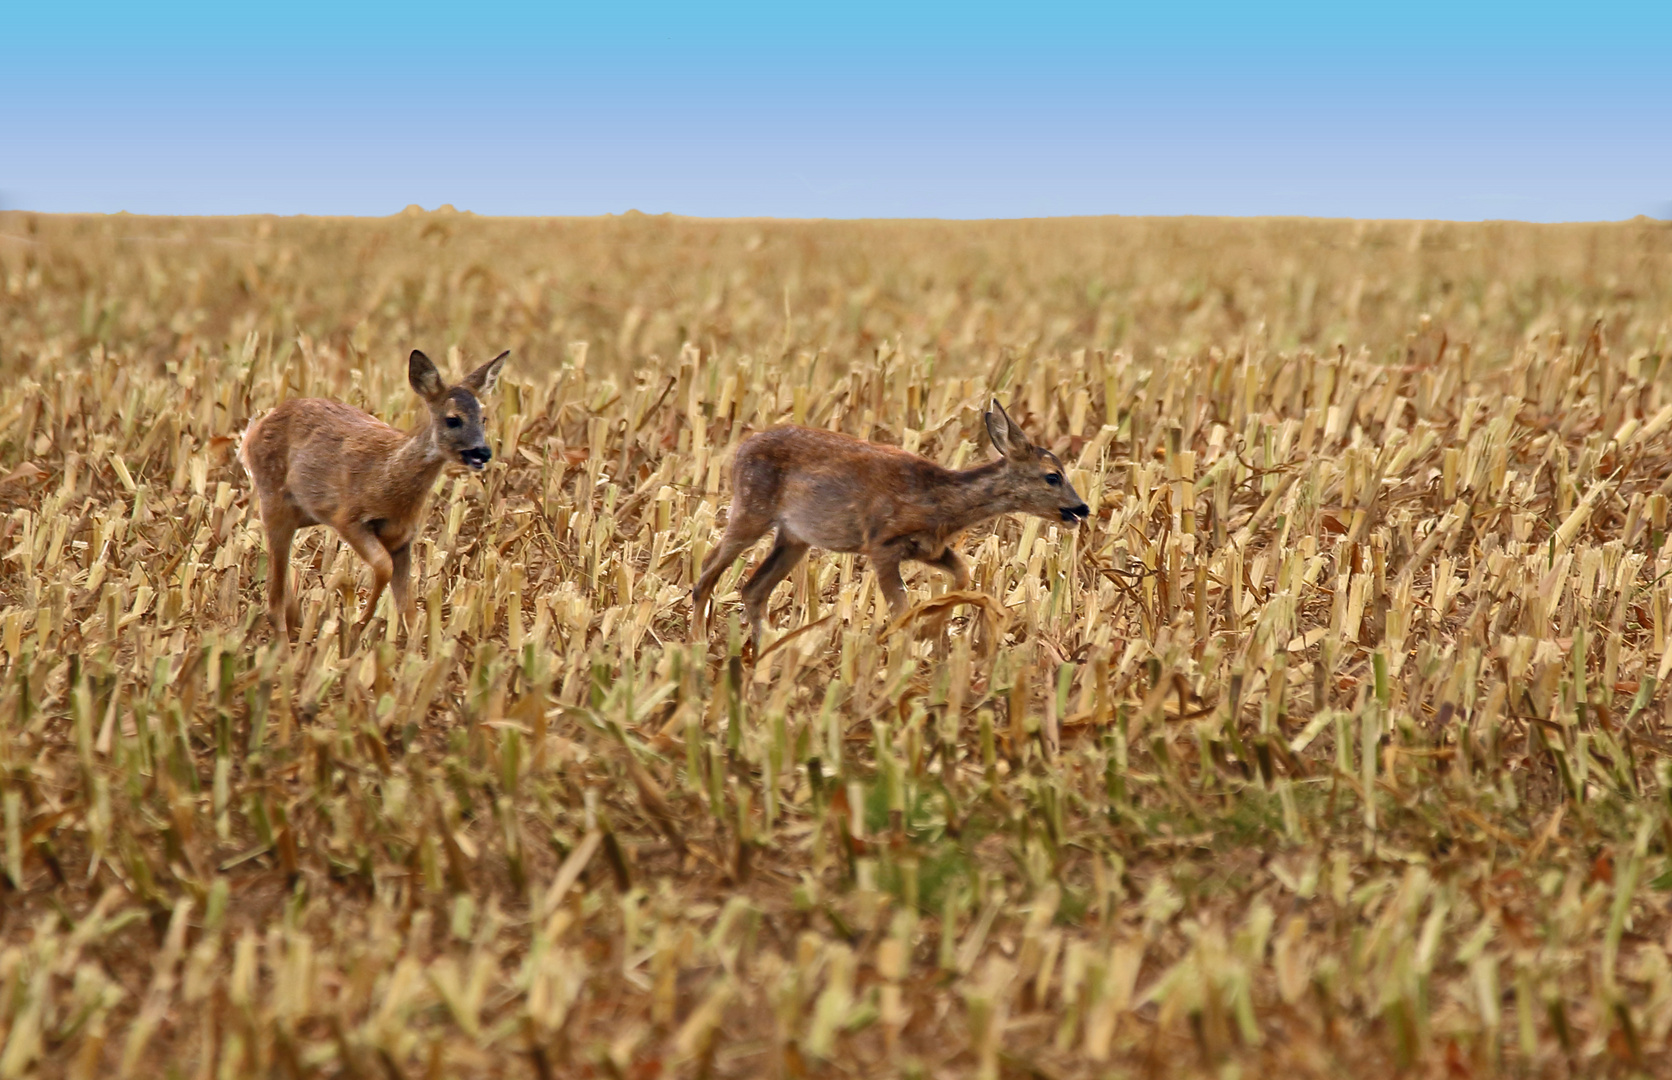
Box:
693 399 1090 644
240 348 508 641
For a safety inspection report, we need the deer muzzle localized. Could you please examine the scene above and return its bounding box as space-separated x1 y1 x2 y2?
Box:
1059 503 1090 525
460 446 492 470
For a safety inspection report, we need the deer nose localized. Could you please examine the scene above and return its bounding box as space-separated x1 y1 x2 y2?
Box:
461 446 492 470
1060 503 1090 524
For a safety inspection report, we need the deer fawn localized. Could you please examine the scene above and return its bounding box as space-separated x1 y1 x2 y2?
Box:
240 349 508 641
693 400 1090 643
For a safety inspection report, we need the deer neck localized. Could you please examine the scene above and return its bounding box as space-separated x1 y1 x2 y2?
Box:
382 424 449 505
938 459 1026 533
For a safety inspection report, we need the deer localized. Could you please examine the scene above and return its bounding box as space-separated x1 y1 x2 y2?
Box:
693 399 1090 645
239 348 508 643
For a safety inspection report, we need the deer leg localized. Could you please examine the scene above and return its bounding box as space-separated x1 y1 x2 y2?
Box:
264 521 298 637
913 547 971 646
338 521 395 643
739 533 810 645
387 542 415 639
920 548 971 591
693 508 773 634
869 547 911 624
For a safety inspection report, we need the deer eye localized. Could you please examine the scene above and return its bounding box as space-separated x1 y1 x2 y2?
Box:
445 416 463 429
1045 472 1062 486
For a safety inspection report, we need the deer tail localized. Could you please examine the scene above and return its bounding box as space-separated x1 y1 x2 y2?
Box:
236 415 259 477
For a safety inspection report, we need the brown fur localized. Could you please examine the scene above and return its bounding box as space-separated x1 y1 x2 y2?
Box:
693 400 1090 642
240 349 507 640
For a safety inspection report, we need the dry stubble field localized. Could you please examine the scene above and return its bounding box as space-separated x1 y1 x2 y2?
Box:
1 210 1671 1079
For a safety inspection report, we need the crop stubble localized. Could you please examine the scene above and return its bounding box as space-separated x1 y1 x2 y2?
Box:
0 211 1671 1077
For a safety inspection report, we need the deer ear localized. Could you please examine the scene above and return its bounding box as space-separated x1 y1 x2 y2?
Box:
986 399 1032 461
984 401 1015 458
461 350 508 396
408 350 447 401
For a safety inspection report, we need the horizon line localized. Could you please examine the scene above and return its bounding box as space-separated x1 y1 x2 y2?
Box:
3 207 1669 228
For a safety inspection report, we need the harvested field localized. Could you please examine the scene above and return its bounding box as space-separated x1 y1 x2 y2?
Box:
2 209 1672 1078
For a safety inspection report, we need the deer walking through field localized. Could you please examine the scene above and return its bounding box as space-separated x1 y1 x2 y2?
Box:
240 348 508 642
693 400 1090 644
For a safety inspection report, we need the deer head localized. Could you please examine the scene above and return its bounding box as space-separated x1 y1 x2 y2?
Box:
409 349 508 471
983 399 1090 525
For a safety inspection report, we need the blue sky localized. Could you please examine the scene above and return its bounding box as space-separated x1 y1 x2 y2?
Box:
3 2 1669 221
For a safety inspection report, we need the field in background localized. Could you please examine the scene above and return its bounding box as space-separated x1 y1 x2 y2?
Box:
2 210 1672 1078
